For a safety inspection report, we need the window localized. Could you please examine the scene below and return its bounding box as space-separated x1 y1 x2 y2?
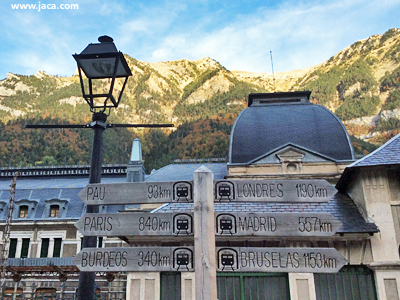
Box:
36 288 56 300
40 238 50 258
21 238 30 258
19 205 29 218
3 287 23 300
8 238 17 258
53 238 62 257
49 205 59 217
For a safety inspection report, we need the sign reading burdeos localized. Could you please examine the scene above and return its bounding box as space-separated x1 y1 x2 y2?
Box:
72 246 194 272
216 247 346 273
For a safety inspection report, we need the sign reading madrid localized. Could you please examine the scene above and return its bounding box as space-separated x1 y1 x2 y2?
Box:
79 179 336 205
215 212 342 237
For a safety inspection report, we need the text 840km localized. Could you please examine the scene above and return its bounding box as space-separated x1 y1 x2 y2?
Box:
138 217 171 231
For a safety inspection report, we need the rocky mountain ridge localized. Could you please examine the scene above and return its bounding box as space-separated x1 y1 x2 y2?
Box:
1 28 400 167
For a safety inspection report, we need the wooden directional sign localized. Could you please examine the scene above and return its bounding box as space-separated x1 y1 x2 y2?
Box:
214 179 336 203
78 181 194 205
72 246 194 272
76 212 341 237
75 212 193 236
216 247 346 273
215 213 342 237
79 179 336 205
72 246 345 273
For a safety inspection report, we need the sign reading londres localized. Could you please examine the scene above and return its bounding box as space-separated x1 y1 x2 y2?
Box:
78 179 336 205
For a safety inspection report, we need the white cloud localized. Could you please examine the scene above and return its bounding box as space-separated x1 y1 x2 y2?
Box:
146 0 399 72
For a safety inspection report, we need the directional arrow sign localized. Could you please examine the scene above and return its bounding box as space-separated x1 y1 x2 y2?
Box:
215 213 342 237
79 179 336 205
78 181 194 205
76 212 341 237
216 247 346 273
214 179 336 203
75 212 194 236
72 246 194 272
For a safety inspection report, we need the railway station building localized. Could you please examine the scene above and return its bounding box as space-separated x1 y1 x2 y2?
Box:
0 91 400 300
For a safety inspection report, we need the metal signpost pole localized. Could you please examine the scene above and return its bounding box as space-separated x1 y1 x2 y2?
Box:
77 112 107 300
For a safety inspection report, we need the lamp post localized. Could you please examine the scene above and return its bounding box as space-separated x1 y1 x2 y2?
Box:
73 36 132 300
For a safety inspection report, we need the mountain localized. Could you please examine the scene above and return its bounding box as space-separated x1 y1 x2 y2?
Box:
1 28 400 170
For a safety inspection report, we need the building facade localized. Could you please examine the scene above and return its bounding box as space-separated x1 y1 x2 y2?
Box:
1 91 400 300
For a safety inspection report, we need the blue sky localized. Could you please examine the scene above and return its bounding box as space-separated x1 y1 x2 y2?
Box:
1 0 399 79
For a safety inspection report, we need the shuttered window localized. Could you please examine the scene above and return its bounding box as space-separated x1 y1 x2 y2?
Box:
21 238 30 258
8 238 17 258
161 272 181 300
217 273 289 300
314 265 377 300
53 238 62 257
40 238 50 258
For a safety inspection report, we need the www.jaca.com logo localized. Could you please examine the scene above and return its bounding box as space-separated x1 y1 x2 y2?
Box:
11 2 79 11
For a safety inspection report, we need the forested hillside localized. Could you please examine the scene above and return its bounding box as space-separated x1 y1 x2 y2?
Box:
1 28 400 172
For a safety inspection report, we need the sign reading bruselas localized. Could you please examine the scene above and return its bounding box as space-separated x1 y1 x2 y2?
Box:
79 179 336 205
72 247 194 272
216 247 346 273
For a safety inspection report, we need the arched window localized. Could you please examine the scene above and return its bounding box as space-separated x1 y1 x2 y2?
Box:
3 287 23 300
49 205 59 217
19 205 29 218
35 288 57 299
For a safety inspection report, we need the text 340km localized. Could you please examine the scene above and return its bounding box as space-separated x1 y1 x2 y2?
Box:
296 184 328 198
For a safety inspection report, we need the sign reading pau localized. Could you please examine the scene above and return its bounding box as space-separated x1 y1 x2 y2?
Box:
78 181 193 205
79 179 336 205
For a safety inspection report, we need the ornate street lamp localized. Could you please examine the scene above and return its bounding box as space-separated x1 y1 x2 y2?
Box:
73 36 131 300
73 35 132 113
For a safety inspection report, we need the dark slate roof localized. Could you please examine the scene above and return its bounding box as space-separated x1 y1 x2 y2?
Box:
153 192 378 234
145 163 228 182
0 176 126 221
229 102 355 164
348 133 400 167
336 133 400 191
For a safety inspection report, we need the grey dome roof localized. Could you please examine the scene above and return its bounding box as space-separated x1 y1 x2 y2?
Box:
229 94 355 164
